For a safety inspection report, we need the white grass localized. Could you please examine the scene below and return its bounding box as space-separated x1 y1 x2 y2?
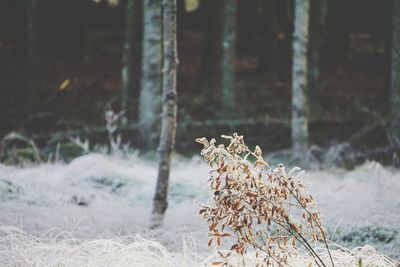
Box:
0 226 398 267
0 226 201 267
0 153 399 266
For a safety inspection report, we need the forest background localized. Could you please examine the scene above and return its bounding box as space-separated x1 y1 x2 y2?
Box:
0 0 398 166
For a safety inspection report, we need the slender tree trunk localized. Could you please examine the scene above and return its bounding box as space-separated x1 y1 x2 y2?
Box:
259 0 279 74
26 0 39 116
139 0 163 148
151 0 178 227
390 0 400 146
221 0 237 115
121 0 142 123
308 0 327 107
292 0 310 159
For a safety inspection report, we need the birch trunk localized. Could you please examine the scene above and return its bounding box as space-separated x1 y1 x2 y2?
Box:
390 0 400 146
151 0 178 227
292 0 310 159
221 0 237 114
121 0 142 123
139 0 163 148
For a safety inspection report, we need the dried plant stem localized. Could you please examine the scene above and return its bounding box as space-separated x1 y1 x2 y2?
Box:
223 182 327 267
241 203 326 267
285 184 334 267
196 134 332 266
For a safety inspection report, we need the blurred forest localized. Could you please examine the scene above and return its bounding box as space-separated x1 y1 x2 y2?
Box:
0 0 399 165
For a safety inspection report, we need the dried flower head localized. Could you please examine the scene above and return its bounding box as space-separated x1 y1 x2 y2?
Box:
196 134 334 267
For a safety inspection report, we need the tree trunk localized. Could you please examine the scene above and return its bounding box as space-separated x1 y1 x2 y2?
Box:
308 0 327 106
390 0 400 146
26 0 39 116
121 0 142 123
151 0 179 227
221 0 237 115
139 0 163 148
292 0 310 159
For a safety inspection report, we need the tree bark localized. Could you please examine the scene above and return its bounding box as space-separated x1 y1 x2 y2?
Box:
221 0 237 115
139 0 163 149
308 0 327 106
292 0 310 159
151 0 179 227
390 0 400 146
121 0 142 123
26 0 39 116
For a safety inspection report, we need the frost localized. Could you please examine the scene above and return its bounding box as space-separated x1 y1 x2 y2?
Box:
0 179 22 201
0 227 397 267
0 153 399 265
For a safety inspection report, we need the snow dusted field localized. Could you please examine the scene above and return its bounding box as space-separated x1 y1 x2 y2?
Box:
0 152 399 266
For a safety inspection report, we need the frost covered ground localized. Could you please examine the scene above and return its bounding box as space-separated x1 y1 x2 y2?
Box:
0 153 399 266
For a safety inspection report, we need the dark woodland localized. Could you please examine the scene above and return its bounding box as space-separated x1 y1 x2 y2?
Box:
1 0 398 164
1 1 400 265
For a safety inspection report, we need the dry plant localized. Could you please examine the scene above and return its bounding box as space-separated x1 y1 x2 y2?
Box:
196 133 334 267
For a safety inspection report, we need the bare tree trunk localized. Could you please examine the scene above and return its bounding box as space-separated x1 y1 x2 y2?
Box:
151 0 179 227
221 0 237 115
121 0 142 123
292 0 310 159
308 0 327 107
139 0 163 148
26 0 39 116
390 0 400 146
